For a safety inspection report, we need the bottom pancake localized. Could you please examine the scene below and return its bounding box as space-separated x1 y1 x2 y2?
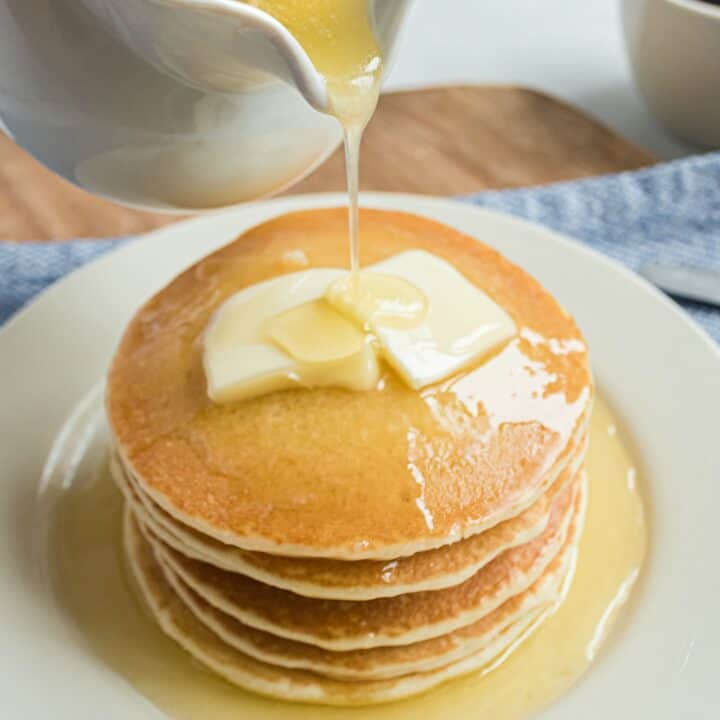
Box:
125 514 550 705
124 476 586 704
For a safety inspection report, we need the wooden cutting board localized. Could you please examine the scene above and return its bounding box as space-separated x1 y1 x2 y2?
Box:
0 86 654 242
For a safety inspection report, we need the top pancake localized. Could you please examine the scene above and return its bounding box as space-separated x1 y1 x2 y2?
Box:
107 208 592 559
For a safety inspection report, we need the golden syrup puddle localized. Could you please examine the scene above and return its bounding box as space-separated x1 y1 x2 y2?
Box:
50 394 646 719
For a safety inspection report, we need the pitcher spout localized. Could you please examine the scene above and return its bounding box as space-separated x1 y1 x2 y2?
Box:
81 0 331 111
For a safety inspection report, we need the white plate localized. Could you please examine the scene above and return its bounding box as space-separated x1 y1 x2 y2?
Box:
1 193 719 718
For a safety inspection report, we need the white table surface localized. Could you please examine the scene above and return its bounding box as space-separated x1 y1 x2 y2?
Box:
385 0 700 161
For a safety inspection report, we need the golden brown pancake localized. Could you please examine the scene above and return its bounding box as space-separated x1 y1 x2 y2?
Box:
155 533 573 681
124 481 585 704
113 437 586 599
142 477 579 651
107 208 593 559
111 443 586 600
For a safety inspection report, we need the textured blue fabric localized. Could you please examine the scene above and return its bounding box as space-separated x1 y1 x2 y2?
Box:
1 152 719 341
462 152 720 343
0 238 126 326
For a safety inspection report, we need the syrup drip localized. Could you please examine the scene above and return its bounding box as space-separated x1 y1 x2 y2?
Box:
49 394 646 720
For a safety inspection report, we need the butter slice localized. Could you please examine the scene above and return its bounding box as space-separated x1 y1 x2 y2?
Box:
204 269 379 404
267 299 366 363
326 271 428 330
330 250 517 389
204 251 516 403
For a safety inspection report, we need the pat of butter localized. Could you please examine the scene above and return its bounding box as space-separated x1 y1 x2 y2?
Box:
328 250 517 389
204 251 516 403
203 269 379 404
326 271 428 330
267 299 366 363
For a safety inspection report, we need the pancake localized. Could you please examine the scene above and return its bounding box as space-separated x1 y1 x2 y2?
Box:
124 481 585 705
142 476 580 651
107 208 593 560
112 432 586 599
154 530 574 681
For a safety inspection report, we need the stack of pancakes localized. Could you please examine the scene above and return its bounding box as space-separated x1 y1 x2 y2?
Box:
107 209 593 705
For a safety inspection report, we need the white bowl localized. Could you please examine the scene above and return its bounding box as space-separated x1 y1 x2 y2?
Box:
622 0 720 148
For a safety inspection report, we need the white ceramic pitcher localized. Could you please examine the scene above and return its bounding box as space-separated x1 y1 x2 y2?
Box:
0 0 410 211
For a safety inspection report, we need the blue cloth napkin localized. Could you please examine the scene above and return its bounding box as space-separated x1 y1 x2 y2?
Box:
1 152 719 342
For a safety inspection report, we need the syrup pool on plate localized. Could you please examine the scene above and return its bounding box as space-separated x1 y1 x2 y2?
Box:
48 392 646 720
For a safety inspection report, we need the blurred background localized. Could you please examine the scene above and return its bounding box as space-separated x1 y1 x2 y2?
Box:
1 0 715 242
385 0 695 159
1 0 718 330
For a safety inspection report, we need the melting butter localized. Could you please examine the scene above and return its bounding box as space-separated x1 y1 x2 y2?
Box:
348 251 517 389
265 299 380 395
267 300 366 363
203 251 517 403
203 268 380 404
327 272 428 330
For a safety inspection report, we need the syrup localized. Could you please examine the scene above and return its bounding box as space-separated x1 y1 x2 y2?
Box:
245 0 383 273
50 394 646 719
